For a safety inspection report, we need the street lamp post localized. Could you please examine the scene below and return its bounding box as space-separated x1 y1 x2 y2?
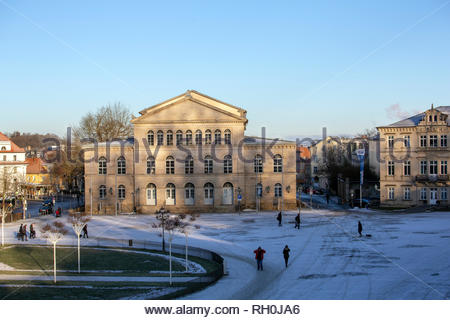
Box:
237 187 242 214
156 207 170 252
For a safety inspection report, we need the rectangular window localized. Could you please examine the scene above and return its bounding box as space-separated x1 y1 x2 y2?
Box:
147 159 155 174
313 166 318 174
186 132 192 145
157 132 164 145
403 160 411 176
429 135 438 147
430 160 438 174
167 132 173 146
387 161 395 176
388 187 395 200
404 187 411 200
388 136 394 148
441 135 448 147
204 158 213 174
420 135 427 147
420 188 427 200
403 136 410 147
441 161 448 175
176 132 182 145
13 155 17 161
420 160 427 175
441 188 448 200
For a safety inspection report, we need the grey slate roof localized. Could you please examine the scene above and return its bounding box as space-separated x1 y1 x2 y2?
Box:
384 106 450 127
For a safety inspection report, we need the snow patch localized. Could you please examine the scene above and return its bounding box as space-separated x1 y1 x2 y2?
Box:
0 263 15 271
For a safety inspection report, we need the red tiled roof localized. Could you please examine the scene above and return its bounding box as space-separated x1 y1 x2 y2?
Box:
25 157 48 174
0 132 26 153
297 146 311 160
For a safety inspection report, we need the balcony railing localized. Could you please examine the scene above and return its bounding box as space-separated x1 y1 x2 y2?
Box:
415 174 449 182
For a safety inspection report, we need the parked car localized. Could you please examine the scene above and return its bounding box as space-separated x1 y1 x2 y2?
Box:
39 203 53 215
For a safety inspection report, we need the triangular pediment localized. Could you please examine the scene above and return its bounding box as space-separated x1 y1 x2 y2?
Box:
132 90 247 124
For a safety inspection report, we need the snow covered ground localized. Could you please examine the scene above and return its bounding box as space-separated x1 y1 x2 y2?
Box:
1 209 449 299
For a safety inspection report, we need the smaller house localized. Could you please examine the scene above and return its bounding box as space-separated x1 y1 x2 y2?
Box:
24 157 52 198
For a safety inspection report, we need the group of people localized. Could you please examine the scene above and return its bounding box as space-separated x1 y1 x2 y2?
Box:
254 214 366 271
276 212 301 229
253 245 292 271
18 223 36 241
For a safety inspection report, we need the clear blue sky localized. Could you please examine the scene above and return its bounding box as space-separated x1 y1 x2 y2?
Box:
1 0 450 139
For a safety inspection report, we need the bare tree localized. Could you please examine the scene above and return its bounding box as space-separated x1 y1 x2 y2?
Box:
69 212 90 273
41 221 68 283
153 214 185 285
178 214 200 272
73 103 133 142
1 167 26 246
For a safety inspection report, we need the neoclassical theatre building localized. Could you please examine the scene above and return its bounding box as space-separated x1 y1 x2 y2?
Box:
84 91 297 214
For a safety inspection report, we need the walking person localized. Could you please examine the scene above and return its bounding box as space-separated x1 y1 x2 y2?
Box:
283 245 290 268
358 220 363 237
30 224 36 239
18 224 24 241
294 213 300 229
253 246 266 271
82 224 88 238
23 224 28 241
277 212 282 226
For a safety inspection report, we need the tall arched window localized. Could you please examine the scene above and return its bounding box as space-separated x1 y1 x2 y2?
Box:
147 156 155 174
185 156 194 174
205 130 212 145
224 155 232 174
166 130 173 145
176 130 183 145
224 129 231 145
223 182 233 205
117 156 126 175
204 183 214 205
186 130 193 145
118 185 126 199
204 155 213 174
166 183 175 205
157 130 164 145
254 155 263 173
185 183 195 205
99 185 107 199
214 129 221 144
166 156 175 174
195 130 202 145
98 157 107 175
146 183 156 205
274 154 283 173
147 130 154 146
274 183 282 197
1 147 5 151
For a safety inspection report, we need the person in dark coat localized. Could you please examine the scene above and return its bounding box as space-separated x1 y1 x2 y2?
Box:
18 224 24 241
294 213 300 229
283 245 290 268
30 224 36 239
22 224 28 241
253 246 266 271
277 212 282 226
358 221 363 237
82 224 88 238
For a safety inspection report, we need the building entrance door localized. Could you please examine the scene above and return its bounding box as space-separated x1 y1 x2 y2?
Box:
429 188 437 205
